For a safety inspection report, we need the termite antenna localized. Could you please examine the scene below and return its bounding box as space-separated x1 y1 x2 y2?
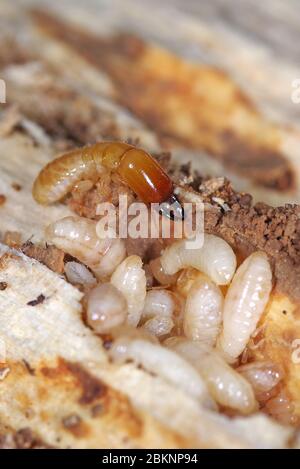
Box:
159 193 184 221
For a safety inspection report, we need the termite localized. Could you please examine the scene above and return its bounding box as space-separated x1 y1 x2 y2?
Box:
32 141 184 220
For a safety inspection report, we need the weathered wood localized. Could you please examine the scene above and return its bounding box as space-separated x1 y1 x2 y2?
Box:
22 0 299 126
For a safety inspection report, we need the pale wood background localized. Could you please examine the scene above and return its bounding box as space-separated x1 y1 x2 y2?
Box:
18 0 300 128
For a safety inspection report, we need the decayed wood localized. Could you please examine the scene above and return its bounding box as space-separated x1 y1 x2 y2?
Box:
0 243 293 448
0 133 72 243
0 0 300 449
24 0 300 126
0 130 296 448
1 0 300 205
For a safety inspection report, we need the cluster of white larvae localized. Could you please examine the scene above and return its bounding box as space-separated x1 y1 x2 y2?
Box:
47 215 280 416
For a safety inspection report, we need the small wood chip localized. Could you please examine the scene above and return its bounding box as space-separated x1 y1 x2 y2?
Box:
0 195 6 206
199 177 225 195
22 359 35 375
211 196 231 212
0 282 8 291
11 182 22 191
0 366 10 381
27 294 46 307
21 242 65 274
3 231 21 248
62 414 81 428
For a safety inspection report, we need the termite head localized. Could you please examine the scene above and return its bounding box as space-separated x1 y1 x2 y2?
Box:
159 193 185 221
117 147 185 221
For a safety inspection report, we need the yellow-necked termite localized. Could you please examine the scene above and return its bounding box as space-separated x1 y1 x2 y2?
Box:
32 141 184 220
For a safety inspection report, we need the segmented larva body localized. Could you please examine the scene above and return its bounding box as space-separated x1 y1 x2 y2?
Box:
111 255 147 327
109 337 214 407
166 338 257 414
217 251 272 362
237 361 284 401
32 141 183 220
86 283 127 334
46 215 126 279
160 234 237 285
149 257 178 286
183 274 223 346
33 143 114 205
141 289 175 337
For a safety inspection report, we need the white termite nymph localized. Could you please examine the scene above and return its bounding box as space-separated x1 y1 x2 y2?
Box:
111 255 146 326
65 261 96 286
166 337 257 414
160 234 236 285
87 283 127 333
109 337 214 408
217 251 272 362
183 274 223 346
237 361 284 400
46 216 126 279
141 289 175 337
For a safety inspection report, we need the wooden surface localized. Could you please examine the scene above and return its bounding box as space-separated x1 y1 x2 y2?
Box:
20 0 300 127
0 1 300 448
1 0 299 207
